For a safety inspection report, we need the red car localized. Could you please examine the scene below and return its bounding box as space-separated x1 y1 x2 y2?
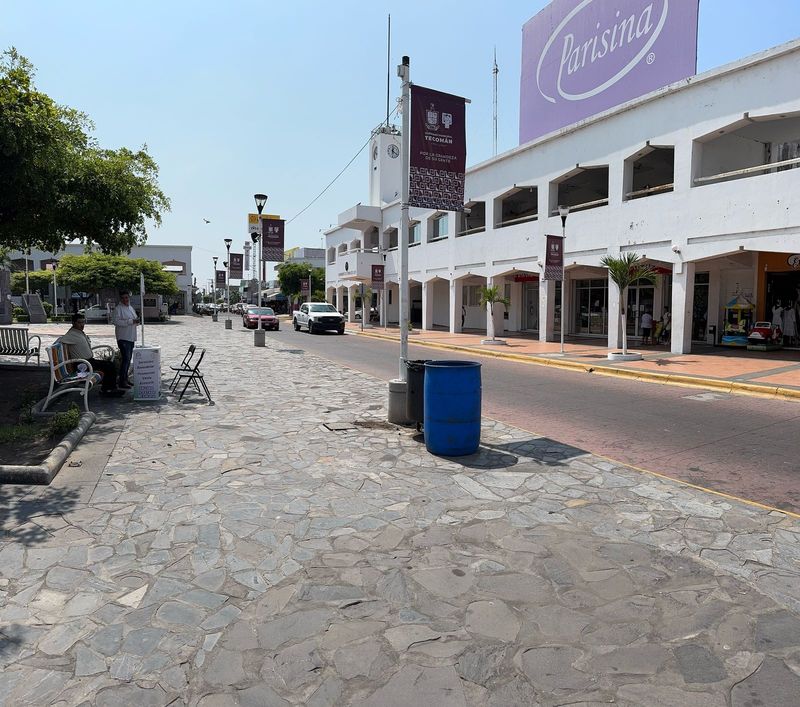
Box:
243 306 279 330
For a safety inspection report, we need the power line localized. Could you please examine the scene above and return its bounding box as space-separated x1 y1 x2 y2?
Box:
287 106 400 226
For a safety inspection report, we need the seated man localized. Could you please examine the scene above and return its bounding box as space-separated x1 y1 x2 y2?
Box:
59 313 121 395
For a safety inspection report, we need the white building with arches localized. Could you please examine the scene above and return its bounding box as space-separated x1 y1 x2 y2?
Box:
325 39 800 354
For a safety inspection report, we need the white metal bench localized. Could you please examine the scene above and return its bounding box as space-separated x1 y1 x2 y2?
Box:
0 326 41 365
43 341 104 412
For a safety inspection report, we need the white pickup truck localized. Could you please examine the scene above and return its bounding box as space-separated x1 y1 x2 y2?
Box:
293 302 346 334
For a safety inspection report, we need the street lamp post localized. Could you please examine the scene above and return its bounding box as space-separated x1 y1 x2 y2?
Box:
224 238 232 329
212 256 219 321
254 194 268 307
558 205 570 354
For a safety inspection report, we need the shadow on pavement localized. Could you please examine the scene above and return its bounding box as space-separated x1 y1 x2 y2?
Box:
0 483 81 546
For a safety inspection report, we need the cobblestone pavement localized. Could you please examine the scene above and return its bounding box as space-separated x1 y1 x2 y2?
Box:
1 317 800 706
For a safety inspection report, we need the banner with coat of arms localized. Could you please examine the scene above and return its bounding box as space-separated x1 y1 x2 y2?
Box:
262 219 285 262
409 85 467 212
543 235 564 281
229 253 243 280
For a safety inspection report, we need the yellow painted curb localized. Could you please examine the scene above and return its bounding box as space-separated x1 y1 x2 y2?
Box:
593 453 800 522
350 329 800 402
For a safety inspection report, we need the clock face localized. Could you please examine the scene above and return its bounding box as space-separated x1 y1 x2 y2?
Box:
387 144 399 158
372 145 378 161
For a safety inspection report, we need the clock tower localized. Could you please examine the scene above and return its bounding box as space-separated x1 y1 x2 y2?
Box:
368 125 402 207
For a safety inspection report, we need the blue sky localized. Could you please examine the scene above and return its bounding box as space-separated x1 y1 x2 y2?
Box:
3 0 799 285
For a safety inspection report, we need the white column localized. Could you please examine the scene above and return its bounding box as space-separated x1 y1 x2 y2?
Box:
539 279 556 342
608 272 621 349
347 285 358 323
422 281 434 331
671 261 696 354
449 279 463 333
336 286 345 313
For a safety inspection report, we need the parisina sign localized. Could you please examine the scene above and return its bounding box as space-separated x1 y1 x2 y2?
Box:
519 0 699 144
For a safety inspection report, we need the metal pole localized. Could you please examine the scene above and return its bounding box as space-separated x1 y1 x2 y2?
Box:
52 264 57 317
398 55 410 381
560 221 566 354
25 247 30 296
361 282 365 332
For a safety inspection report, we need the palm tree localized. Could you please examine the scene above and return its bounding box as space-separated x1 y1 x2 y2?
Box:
600 253 656 355
479 285 511 342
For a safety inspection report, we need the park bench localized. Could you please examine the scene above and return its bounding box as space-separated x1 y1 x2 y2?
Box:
0 326 41 365
42 340 115 412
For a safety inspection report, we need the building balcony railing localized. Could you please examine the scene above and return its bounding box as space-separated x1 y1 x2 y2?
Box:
336 249 382 280
694 157 800 185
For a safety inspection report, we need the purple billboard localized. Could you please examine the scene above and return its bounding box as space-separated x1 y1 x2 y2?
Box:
520 0 699 144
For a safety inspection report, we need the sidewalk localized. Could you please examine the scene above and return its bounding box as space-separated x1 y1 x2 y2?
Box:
1 316 799 705
347 323 800 400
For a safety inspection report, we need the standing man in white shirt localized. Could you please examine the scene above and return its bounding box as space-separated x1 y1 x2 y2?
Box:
113 291 139 389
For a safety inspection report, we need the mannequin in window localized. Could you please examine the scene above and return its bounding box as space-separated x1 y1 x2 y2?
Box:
783 302 797 346
772 301 784 328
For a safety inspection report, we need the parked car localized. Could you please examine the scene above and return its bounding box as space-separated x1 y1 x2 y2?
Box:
79 304 110 322
243 306 280 330
293 302 345 334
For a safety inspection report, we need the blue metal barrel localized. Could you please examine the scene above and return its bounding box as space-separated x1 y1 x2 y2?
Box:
423 361 481 456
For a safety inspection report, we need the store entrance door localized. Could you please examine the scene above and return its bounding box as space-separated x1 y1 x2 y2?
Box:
523 283 539 331
626 282 655 337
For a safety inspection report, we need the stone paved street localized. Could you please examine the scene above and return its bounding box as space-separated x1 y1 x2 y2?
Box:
1 316 800 705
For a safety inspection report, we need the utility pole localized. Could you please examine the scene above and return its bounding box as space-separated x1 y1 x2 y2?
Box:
398 55 410 381
493 48 499 157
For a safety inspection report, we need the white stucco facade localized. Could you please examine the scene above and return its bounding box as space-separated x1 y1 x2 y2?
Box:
326 40 800 354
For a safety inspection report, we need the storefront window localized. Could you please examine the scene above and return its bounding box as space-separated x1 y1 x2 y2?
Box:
573 279 608 335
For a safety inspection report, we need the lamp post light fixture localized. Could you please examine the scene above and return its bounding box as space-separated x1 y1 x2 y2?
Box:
254 194 268 306
224 238 233 329
212 256 219 321
558 205 570 355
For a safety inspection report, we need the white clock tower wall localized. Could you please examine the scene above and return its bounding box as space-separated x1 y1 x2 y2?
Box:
368 127 402 207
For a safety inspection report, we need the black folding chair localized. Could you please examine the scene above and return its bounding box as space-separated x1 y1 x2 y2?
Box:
176 348 212 402
169 343 196 391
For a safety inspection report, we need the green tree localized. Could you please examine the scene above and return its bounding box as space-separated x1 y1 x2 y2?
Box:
276 262 326 302
600 253 656 355
479 285 511 342
11 270 53 295
56 253 179 296
0 48 169 254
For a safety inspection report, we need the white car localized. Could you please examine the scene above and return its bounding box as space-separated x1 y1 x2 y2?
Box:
293 302 345 334
79 304 110 322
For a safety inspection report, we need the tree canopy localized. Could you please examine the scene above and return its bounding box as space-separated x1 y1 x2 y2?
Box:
0 48 170 254
11 269 53 295
55 253 179 295
276 262 326 301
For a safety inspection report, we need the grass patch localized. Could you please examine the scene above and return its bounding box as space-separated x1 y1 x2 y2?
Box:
0 423 44 444
49 405 81 437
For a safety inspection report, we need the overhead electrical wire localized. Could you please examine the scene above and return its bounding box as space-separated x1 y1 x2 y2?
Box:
286 105 401 226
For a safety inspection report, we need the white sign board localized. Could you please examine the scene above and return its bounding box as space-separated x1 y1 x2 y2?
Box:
133 345 161 401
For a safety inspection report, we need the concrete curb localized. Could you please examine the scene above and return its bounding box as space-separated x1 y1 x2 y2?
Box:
0 412 96 484
351 329 800 402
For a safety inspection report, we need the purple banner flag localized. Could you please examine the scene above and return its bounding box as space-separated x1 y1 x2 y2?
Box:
230 253 243 280
262 219 285 262
371 264 385 290
543 235 564 281
520 0 699 144
409 85 467 212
